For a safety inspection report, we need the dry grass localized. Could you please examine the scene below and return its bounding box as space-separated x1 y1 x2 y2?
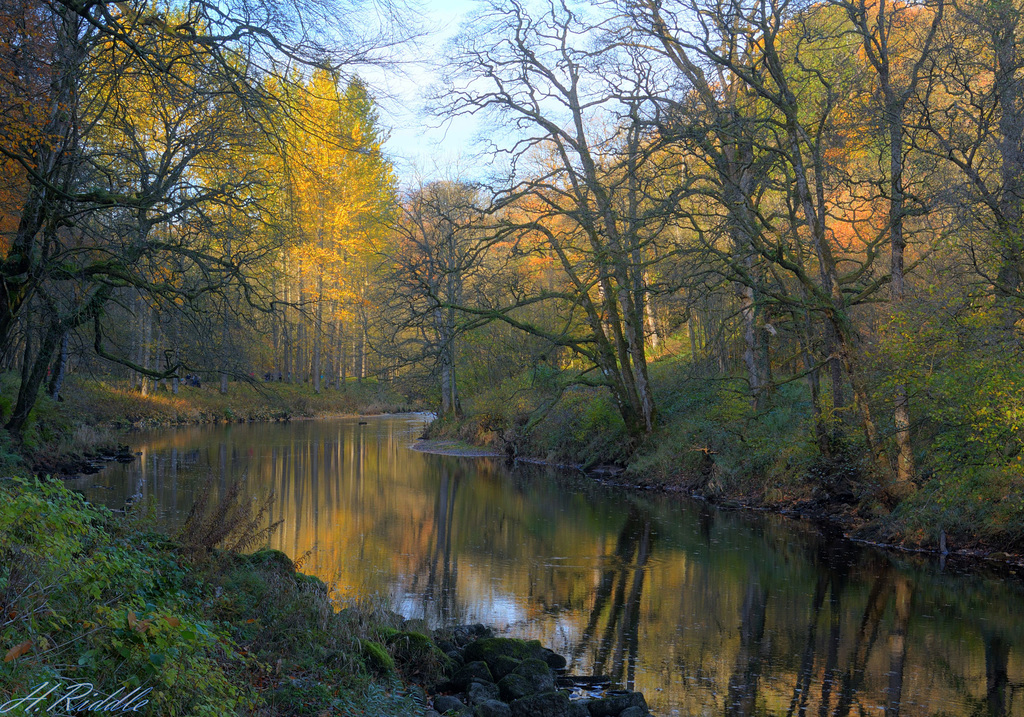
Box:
176 477 283 560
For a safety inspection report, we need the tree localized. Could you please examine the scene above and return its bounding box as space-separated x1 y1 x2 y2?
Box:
829 0 944 491
0 0 409 437
436 0 691 438
917 0 1024 317
384 180 487 417
273 71 396 391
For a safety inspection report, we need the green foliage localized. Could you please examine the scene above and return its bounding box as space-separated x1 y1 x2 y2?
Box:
626 368 819 500
519 386 629 467
0 430 23 475
360 639 397 675
892 466 1024 550
872 301 1024 546
876 303 1024 471
385 631 453 684
0 477 429 716
0 477 258 715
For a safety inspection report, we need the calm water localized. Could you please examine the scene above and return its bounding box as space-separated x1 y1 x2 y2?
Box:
78 415 1024 717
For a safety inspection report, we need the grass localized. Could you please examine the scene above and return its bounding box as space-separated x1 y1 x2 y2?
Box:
427 349 1024 558
0 372 421 476
0 476 442 716
63 376 417 428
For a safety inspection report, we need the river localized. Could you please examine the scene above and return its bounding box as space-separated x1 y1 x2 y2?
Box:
76 414 1024 717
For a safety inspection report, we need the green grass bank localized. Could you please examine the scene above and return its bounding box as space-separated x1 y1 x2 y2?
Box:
426 350 1024 561
0 372 417 477
0 476 449 716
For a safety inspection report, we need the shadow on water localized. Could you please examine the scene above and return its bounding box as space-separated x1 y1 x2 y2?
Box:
79 416 1024 717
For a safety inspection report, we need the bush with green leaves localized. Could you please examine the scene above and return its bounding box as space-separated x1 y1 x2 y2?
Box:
0 477 258 715
872 302 1024 548
0 477 430 715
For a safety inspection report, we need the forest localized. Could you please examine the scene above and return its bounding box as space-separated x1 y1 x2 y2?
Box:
2 0 1023 548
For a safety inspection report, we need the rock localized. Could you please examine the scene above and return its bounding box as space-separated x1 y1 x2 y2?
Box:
509 691 572 717
540 648 568 670
490 655 521 681
585 691 648 717
449 624 493 647
466 680 501 705
449 661 495 691
474 699 513 717
498 658 556 701
434 695 471 715
246 548 295 573
568 702 590 717
619 708 648 717
464 637 543 668
294 572 328 593
359 639 395 675
388 630 454 682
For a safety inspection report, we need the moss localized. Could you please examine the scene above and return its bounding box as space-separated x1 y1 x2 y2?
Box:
360 639 396 675
388 631 454 684
294 571 328 593
463 637 542 669
373 624 401 642
247 548 296 573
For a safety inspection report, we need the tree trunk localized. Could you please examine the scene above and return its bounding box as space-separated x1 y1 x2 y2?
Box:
48 330 69 400
644 277 660 352
6 322 61 437
142 302 153 397
0 7 83 355
340 321 347 389
313 277 323 394
994 8 1024 311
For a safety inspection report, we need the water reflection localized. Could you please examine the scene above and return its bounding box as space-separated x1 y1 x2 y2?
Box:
77 415 1024 717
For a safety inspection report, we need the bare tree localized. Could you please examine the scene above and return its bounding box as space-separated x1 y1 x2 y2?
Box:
829 0 944 492
435 0 691 438
380 180 489 417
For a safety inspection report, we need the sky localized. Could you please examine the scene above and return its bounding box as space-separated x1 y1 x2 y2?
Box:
370 0 484 184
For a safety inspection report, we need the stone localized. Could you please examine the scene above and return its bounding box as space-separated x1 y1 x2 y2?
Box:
541 648 568 670
451 624 493 647
619 708 648 717
464 638 543 667
509 691 572 717
434 695 471 715
568 702 590 717
449 661 494 691
490 655 521 681
585 691 648 717
467 680 501 705
247 548 295 572
499 674 536 702
474 699 513 717
498 658 556 701
359 639 395 675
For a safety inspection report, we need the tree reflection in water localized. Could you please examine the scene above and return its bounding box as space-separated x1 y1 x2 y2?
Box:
571 507 654 689
84 418 1024 717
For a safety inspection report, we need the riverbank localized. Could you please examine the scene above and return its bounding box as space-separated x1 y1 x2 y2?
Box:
423 355 1024 565
0 372 416 477
0 477 649 716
